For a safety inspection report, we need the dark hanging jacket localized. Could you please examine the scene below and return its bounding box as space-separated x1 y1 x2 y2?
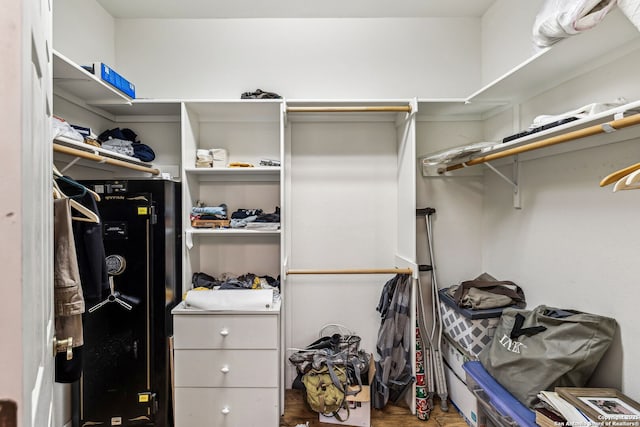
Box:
372 274 415 409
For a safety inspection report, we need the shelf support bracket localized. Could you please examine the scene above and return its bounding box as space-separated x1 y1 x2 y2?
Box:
58 156 82 174
484 156 521 209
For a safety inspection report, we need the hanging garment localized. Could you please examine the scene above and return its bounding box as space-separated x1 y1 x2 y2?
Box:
70 192 109 301
54 198 86 383
372 274 415 409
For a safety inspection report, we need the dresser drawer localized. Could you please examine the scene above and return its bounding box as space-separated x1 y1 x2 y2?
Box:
174 387 279 427
173 313 278 349
174 349 278 387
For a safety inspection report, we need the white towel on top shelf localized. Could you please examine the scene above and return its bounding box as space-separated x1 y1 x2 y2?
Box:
532 0 618 47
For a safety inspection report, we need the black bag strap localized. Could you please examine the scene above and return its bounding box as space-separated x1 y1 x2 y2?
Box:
509 313 547 339
453 279 526 308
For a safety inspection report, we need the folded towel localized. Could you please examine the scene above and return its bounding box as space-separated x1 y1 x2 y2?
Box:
532 0 617 48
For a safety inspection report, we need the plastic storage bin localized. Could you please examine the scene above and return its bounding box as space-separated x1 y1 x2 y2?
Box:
438 288 503 358
462 361 536 427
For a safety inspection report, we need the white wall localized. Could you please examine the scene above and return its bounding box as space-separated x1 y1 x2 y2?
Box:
480 0 544 85
418 46 640 398
53 0 116 66
110 18 481 99
285 120 401 384
481 139 639 392
481 52 640 396
415 120 485 288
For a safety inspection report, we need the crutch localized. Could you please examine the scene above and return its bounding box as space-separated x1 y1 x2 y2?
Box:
416 268 435 419
416 207 448 411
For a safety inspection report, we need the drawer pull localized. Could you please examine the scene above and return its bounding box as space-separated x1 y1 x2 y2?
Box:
221 407 230 415
220 366 230 374
219 328 229 337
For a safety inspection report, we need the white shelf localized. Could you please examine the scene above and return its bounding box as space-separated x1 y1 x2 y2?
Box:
99 99 182 119
416 99 508 120
54 135 151 165
181 100 284 291
416 10 640 118
185 166 280 174
187 228 281 236
183 100 282 122
184 167 281 181
422 100 640 173
52 50 132 106
53 136 161 176
468 10 640 105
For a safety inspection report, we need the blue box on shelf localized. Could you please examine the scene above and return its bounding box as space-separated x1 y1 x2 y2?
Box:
92 62 136 99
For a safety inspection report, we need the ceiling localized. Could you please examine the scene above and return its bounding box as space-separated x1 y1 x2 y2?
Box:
96 0 497 19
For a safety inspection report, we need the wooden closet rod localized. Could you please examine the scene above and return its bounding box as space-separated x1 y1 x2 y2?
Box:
286 105 412 113
53 143 160 175
287 268 413 275
444 113 640 173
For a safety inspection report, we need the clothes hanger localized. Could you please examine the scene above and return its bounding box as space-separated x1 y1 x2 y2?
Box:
52 164 101 201
623 167 640 186
600 161 640 187
69 200 100 223
612 172 640 192
53 178 100 223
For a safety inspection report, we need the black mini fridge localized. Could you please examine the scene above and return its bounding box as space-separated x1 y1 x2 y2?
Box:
73 179 181 427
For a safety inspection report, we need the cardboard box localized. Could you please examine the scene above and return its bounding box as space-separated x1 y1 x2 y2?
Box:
441 334 471 380
319 354 375 427
444 360 481 427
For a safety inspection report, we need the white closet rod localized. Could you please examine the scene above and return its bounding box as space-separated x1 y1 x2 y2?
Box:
53 143 160 175
286 268 413 275
286 105 412 113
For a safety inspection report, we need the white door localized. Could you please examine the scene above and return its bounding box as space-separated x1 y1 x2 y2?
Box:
0 0 54 426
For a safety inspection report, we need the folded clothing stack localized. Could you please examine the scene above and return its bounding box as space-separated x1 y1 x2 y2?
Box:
192 271 280 291
190 203 229 228
98 127 155 162
230 207 280 229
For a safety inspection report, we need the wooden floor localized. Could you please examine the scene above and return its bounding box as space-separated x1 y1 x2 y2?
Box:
280 389 469 427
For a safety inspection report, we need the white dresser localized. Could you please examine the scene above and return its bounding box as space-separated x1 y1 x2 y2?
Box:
172 301 281 426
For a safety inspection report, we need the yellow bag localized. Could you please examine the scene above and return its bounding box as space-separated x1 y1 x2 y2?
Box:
302 363 348 419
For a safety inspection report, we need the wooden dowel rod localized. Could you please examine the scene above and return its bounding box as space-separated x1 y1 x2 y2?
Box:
600 161 640 187
445 113 640 173
287 268 413 275
54 143 160 175
286 106 412 113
